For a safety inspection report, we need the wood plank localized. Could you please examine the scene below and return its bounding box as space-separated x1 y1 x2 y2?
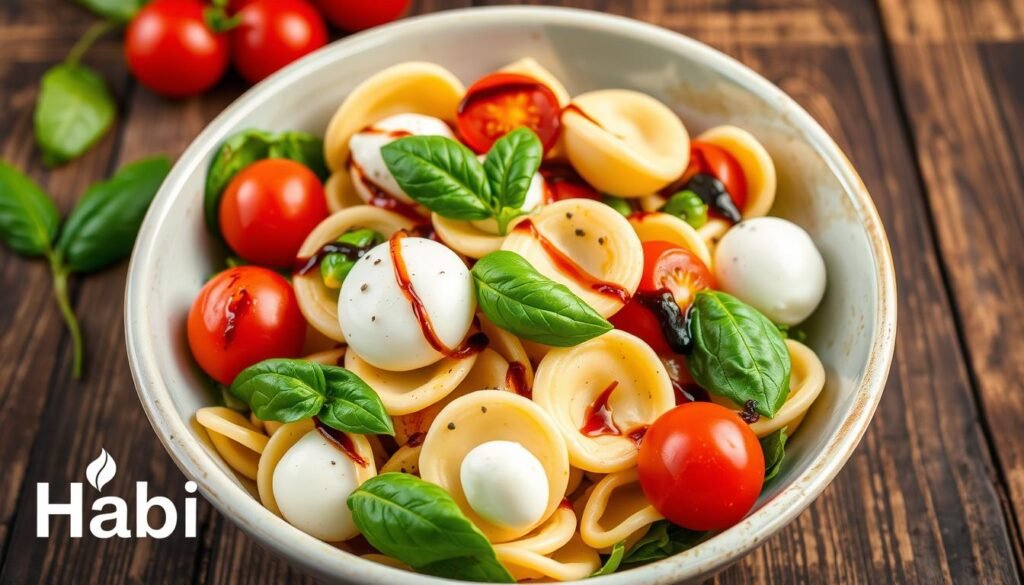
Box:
876 0 1024 556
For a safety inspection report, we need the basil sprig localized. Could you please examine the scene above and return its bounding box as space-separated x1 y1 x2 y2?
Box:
347 473 514 583
76 0 146 22
0 157 169 377
686 291 791 418
228 358 393 435
622 521 707 566
591 540 626 577
205 129 328 234
35 62 116 167
471 251 612 347
760 427 788 481
382 127 543 234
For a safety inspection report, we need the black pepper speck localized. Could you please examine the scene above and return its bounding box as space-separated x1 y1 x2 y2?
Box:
447 422 456 430
598 237 606 245
575 228 585 236
360 283 368 292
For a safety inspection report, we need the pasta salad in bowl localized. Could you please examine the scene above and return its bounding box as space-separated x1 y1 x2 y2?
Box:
126 7 895 584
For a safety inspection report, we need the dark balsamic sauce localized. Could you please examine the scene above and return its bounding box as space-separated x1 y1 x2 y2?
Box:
634 290 695 355
314 418 367 467
512 219 630 304
348 157 430 225
293 241 370 276
684 173 742 223
580 381 620 437
406 432 426 447
222 288 251 348
505 362 531 399
739 400 761 424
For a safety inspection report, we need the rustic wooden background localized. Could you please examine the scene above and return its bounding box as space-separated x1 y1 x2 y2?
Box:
1 0 1022 583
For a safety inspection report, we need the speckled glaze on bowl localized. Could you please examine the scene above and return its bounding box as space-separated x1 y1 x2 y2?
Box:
125 7 896 584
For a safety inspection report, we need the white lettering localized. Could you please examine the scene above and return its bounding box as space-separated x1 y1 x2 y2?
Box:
90 497 131 538
136 482 177 539
36 483 83 538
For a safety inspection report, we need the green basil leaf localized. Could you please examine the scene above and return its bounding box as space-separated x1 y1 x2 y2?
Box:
761 427 788 481
34 64 116 166
472 251 612 347
591 540 626 577
348 473 514 583
686 291 791 417
76 0 144 21
204 130 273 233
0 161 60 256
484 127 543 211
381 136 492 220
56 156 169 273
267 131 329 180
318 365 394 435
229 359 326 423
622 521 706 565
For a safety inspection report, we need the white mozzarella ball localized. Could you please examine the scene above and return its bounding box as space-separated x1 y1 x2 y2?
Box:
272 430 362 542
713 217 827 326
459 440 549 531
470 171 546 234
338 237 475 371
348 113 455 204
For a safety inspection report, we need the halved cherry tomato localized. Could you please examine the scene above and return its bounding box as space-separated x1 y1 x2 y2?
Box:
638 402 765 531
457 73 562 154
188 266 306 384
219 158 329 268
231 0 328 84
610 241 714 354
681 141 748 212
314 0 410 32
539 165 601 202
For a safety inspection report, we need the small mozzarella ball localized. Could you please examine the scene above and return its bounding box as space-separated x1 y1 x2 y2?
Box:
349 113 455 204
713 217 827 326
338 237 475 371
470 171 546 234
272 430 362 542
460 440 549 531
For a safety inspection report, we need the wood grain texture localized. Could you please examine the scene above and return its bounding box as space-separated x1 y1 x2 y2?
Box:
0 0 1020 584
877 0 1024 561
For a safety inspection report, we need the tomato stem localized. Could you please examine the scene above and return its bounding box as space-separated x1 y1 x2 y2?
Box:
48 253 84 379
66 20 119 67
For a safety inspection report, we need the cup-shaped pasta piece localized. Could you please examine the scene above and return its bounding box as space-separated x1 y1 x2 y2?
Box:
431 213 516 259
502 199 643 317
478 316 534 395
323 170 366 213
533 330 675 473
257 419 377 541
324 62 465 172
495 505 592 580
380 442 422 475
420 391 570 543
503 531 602 582
697 217 732 255
196 407 269 480
563 90 689 196
391 347 509 443
293 206 417 341
629 211 713 268
580 468 664 550
698 125 777 218
711 339 826 438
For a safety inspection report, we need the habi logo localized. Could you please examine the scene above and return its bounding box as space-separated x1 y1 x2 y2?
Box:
36 450 198 539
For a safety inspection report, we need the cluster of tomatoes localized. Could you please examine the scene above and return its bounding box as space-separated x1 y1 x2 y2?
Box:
124 0 409 98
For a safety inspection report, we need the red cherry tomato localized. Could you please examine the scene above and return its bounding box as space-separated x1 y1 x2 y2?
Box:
188 266 306 384
681 141 748 212
124 0 230 98
457 73 562 154
219 158 329 268
638 402 765 531
231 0 328 84
540 166 601 202
314 0 409 31
609 298 672 354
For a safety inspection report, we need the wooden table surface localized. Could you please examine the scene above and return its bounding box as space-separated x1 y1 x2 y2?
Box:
2 0 1023 583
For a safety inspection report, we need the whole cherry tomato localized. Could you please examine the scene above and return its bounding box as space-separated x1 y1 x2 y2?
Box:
231 0 328 84
681 141 748 212
219 158 329 268
188 266 306 384
314 0 410 32
124 0 230 98
457 73 562 154
610 241 715 354
638 402 765 531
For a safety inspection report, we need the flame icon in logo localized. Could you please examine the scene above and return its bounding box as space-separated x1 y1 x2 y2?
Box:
85 449 117 492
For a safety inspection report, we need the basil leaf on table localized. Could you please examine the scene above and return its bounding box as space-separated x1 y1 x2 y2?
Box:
204 130 273 232
591 540 626 577
483 127 542 230
34 63 115 166
76 0 145 21
622 521 706 565
381 135 493 220
686 291 791 418
760 427 788 481
0 162 60 256
56 156 169 273
471 251 612 347
229 358 393 435
268 131 329 180
348 473 515 583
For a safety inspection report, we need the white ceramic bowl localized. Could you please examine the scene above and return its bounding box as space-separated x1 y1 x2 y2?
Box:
125 6 896 584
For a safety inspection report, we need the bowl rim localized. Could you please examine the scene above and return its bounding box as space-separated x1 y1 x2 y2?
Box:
124 6 897 584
